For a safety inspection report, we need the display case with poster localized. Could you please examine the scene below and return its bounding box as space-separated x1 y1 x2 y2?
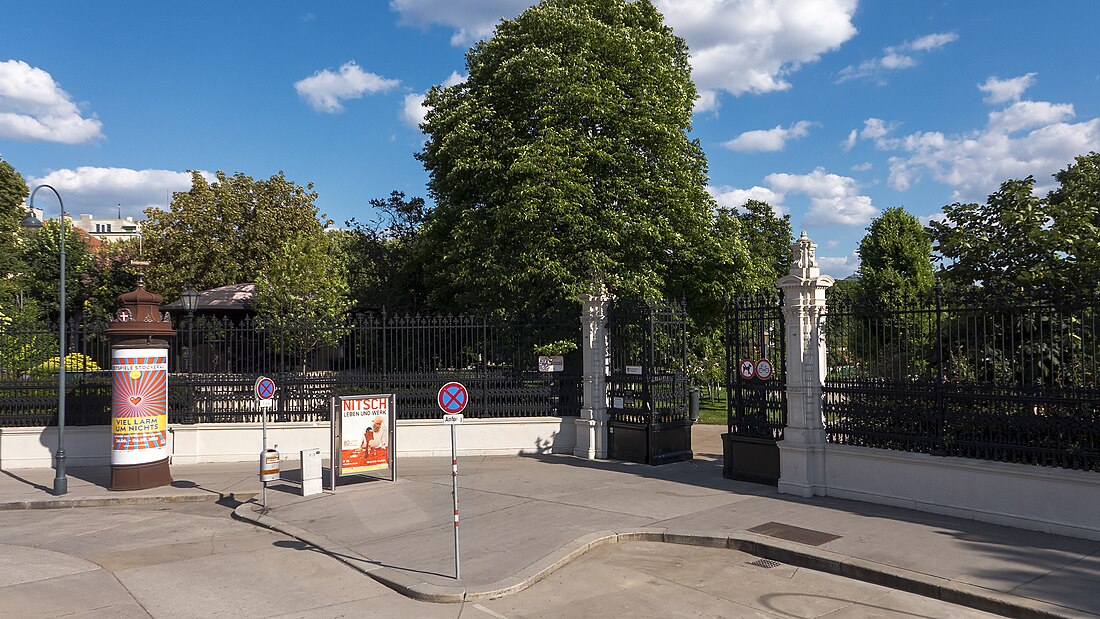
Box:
331 394 396 484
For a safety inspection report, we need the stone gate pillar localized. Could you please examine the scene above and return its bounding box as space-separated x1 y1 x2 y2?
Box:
776 232 833 497
575 288 611 459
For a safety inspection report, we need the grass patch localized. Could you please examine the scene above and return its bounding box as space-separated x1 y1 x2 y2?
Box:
697 396 727 425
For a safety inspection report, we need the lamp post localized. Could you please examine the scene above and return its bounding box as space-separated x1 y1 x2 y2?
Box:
29 184 68 496
180 287 200 422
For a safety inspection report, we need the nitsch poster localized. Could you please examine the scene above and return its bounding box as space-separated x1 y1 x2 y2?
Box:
111 348 168 466
339 395 391 474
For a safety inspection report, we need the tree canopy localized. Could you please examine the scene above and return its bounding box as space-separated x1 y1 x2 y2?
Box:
417 0 746 317
141 171 333 300
15 219 94 319
930 152 1100 300
0 158 29 311
733 200 794 288
856 207 934 306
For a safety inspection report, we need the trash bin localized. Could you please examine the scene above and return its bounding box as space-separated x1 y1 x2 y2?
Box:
689 387 700 422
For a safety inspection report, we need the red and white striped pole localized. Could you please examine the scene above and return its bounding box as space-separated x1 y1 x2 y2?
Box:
451 423 461 579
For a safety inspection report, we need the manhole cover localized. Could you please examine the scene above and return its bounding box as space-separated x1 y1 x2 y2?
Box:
747 521 841 546
747 558 782 569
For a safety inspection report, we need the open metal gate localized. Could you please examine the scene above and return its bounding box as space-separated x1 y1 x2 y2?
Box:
724 292 786 484
607 301 692 465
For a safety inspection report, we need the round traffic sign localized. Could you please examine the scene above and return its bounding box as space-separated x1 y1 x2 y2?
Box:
755 358 774 381
255 376 276 400
738 358 756 380
437 382 469 414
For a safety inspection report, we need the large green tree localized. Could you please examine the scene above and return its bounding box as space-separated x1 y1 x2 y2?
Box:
141 171 332 300
417 0 746 317
930 153 1100 300
856 207 934 306
0 158 29 310
734 200 794 289
15 219 95 319
1047 152 1100 294
336 191 429 311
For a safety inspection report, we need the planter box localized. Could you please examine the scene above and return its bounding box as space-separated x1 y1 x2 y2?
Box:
723 433 779 485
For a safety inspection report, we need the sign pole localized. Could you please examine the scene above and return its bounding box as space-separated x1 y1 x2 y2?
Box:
451 423 460 580
438 381 468 581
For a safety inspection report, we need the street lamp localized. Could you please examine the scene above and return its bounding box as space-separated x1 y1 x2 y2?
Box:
180 287 200 422
29 184 68 496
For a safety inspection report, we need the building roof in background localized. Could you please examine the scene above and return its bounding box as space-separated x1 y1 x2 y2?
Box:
162 283 255 312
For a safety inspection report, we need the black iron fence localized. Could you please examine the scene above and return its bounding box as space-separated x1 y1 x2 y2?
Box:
1 311 583 426
823 287 1100 471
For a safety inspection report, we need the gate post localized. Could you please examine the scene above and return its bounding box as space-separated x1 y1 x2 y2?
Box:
776 232 834 497
575 288 611 459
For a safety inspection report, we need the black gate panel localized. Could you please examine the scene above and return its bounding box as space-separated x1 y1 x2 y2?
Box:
724 293 786 484
607 302 691 465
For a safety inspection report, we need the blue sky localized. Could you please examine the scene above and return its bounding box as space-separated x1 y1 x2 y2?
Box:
2 1 1098 277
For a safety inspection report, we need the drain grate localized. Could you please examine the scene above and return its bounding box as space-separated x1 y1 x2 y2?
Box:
747 558 782 569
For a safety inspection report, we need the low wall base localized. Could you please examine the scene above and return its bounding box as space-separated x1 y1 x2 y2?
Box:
820 444 1100 541
0 417 577 470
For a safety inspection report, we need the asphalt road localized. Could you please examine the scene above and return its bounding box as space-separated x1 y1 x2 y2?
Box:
0 501 1000 618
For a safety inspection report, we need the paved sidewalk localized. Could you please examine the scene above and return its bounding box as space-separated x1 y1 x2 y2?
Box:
3 426 1098 618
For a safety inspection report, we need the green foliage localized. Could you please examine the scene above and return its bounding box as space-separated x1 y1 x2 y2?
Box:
417 0 747 319
253 233 351 366
336 191 429 311
0 300 53 377
856 207 934 306
15 219 95 319
1048 152 1100 295
531 339 578 356
734 200 794 287
0 158 30 309
141 171 333 299
83 239 142 324
30 352 102 377
931 153 1100 300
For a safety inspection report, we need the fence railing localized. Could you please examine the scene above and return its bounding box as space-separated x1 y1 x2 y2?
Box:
0 311 583 426
725 292 787 440
823 287 1100 471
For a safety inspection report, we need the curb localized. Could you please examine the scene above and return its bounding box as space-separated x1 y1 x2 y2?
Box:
231 502 1077 618
0 491 258 511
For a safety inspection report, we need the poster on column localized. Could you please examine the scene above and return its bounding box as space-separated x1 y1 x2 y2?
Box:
111 348 169 465
333 394 395 478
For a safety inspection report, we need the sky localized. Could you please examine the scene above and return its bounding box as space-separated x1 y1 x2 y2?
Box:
2 0 1098 278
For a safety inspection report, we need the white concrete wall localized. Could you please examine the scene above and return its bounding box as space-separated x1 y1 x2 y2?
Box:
821 443 1100 541
0 417 577 469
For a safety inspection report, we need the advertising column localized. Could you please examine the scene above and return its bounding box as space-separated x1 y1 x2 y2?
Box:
111 348 169 469
105 281 176 490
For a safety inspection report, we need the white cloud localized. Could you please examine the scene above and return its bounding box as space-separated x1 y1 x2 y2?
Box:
401 72 467 130
881 87 1100 201
662 0 858 104
908 32 959 52
723 120 814 152
402 93 428 128
708 185 784 212
842 129 858 151
390 0 528 45
851 162 872 172
766 168 879 225
978 73 1037 104
0 59 103 143
693 90 719 114
391 1 859 111
987 100 1074 134
294 61 400 113
837 32 957 83
27 167 213 219
711 167 878 226
918 212 946 227
817 251 859 278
